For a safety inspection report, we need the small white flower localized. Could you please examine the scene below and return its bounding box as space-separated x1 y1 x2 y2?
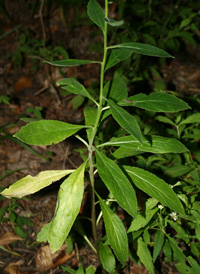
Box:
158 204 164 210
170 212 178 221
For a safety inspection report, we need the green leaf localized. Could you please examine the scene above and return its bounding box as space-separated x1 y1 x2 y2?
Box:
128 198 159 233
163 239 172 262
61 266 76 274
48 162 86 253
96 193 128 264
182 133 200 140
85 265 96 274
14 226 27 239
164 165 192 178
112 147 143 159
128 199 159 232
57 78 96 103
96 150 137 217
180 113 200 125
84 106 97 141
105 49 132 71
156 115 176 126
190 242 200 258
37 222 51 242
137 237 155 274
180 18 192 29
167 220 188 242
1 170 74 198
109 100 143 143
187 256 200 273
166 235 186 264
87 0 105 32
103 77 128 102
16 216 33 227
99 242 116 272
119 93 190 112
100 135 188 154
0 95 10 104
77 265 84 274
14 120 86 146
109 42 173 58
153 230 165 262
175 263 191 274
45 59 100 67
70 94 85 110
124 166 185 214
105 17 124 27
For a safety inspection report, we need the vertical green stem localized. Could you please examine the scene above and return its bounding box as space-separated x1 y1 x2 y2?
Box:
88 0 108 246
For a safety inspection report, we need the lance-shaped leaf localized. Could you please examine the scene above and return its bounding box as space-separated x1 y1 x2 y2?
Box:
1 170 74 198
153 230 165 262
105 49 132 71
166 235 186 265
99 135 188 154
187 256 200 273
109 42 173 58
156 116 176 126
96 193 128 264
87 0 105 32
45 59 100 67
98 242 116 272
57 78 96 103
112 147 143 159
180 113 200 125
14 120 86 146
128 199 159 233
96 149 137 217
103 77 128 102
124 166 185 214
137 237 155 274
119 92 190 112
109 100 143 143
84 106 97 141
48 162 86 253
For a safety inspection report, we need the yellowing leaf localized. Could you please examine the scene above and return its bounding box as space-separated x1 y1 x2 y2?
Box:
1 170 74 198
48 163 86 253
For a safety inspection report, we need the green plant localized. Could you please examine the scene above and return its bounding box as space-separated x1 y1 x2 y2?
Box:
6 29 68 69
0 95 10 105
111 0 199 84
25 106 43 120
1 0 200 273
0 187 33 239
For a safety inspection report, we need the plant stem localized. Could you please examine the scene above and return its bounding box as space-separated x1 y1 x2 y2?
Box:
88 0 109 247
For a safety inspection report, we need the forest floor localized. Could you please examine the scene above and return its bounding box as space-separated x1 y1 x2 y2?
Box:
1 2 200 274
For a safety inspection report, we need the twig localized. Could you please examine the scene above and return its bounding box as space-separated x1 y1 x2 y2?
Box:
38 0 46 43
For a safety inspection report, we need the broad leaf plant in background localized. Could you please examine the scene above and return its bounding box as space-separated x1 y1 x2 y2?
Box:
1 0 200 273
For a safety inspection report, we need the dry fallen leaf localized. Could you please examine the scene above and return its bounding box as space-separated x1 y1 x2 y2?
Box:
36 244 75 272
4 260 24 274
14 76 32 93
0 232 22 245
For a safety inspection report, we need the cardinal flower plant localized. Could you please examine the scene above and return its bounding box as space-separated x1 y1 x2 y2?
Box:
2 0 200 273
